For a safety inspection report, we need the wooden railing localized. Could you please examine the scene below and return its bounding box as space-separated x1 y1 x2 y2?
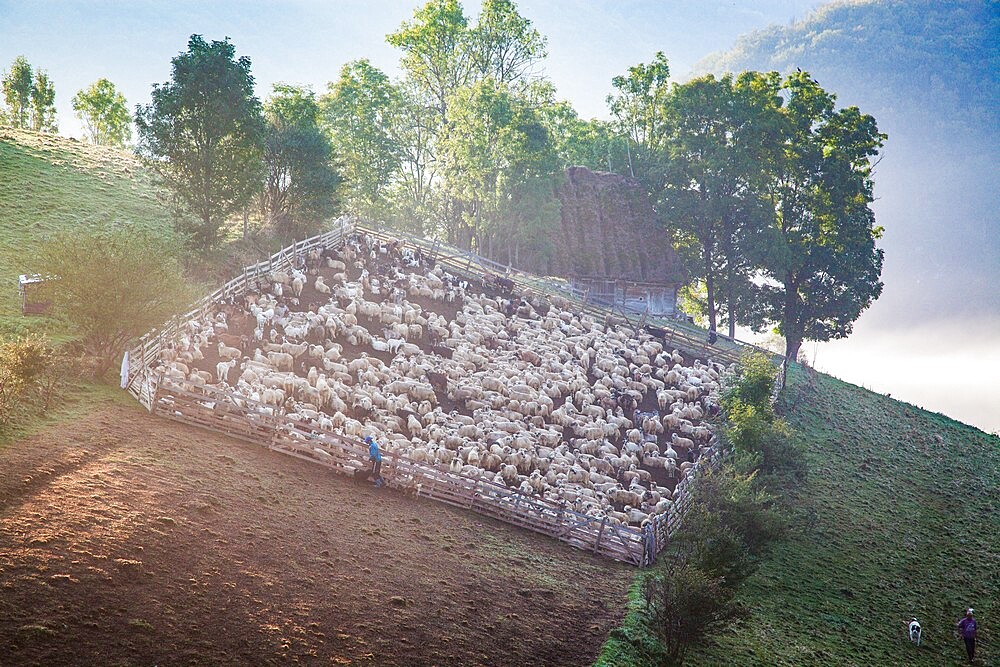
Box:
149 378 651 565
123 216 356 408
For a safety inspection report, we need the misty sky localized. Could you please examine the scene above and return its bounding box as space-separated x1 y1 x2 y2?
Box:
1 1 996 433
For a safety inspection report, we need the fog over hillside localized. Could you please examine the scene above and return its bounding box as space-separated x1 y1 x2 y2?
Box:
697 0 999 432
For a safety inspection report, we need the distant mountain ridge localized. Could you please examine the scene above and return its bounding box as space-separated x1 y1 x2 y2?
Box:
695 0 999 145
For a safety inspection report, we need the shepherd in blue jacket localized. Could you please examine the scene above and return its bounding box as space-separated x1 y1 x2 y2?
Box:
365 435 384 486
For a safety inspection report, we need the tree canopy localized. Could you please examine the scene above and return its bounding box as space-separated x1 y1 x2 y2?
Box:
379 0 562 256
611 51 884 357
35 225 194 375
72 78 132 147
758 71 885 361
1 56 33 128
261 84 341 241
322 60 402 221
1 56 57 132
135 35 265 249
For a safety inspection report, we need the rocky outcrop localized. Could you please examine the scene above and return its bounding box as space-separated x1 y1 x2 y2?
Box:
536 166 684 284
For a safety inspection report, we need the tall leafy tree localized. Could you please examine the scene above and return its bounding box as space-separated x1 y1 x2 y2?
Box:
652 72 779 339
72 78 132 147
387 0 560 246
1 56 33 129
759 71 885 361
607 51 672 174
135 35 265 249
261 84 341 241
29 70 57 133
440 77 559 257
469 0 547 89
540 101 628 173
387 0 472 121
322 59 402 221
387 81 441 232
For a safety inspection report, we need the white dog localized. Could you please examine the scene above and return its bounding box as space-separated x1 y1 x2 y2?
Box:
908 618 922 646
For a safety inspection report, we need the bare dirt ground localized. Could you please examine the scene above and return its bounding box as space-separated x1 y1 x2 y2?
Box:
0 401 633 666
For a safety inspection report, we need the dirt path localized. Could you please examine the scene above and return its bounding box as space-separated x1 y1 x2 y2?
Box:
0 403 633 666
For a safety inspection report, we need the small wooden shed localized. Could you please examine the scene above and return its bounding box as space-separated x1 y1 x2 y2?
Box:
571 276 680 317
18 274 52 315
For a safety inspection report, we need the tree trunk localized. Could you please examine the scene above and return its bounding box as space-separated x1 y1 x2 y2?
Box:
727 295 736 339
785 336 802 364
783 273 802 363
704 246 717 335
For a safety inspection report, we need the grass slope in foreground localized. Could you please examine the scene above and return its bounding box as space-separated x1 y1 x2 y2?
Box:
686 364 999 666
0 128 176 335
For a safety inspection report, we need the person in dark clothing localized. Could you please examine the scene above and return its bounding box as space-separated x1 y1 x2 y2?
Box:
365 435 384 487
958 608 978 662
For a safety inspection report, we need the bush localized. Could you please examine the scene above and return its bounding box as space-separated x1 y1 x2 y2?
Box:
34 225 194 376
722 351 777 409
0 334 53 424
640 559 744 665
756 429 808 482
674 463 785 587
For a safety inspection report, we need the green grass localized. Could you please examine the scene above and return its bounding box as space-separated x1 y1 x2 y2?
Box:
595 577 662 666
0 128 179 338
668 364 999 666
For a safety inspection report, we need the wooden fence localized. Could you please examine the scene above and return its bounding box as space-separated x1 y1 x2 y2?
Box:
150 378 652 565
120 216 775 566
123 216 356 409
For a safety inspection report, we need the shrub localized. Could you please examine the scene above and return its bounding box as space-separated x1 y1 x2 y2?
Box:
640 559 743 665
34 225 194 376
674 464 785 587
722 351 777 409
0 334 53 424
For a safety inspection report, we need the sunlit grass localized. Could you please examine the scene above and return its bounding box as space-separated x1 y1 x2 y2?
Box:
682 364 999 666
0 128 178 338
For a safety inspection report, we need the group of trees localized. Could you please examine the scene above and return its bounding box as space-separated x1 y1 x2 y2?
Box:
1 56 57 132
123 3 882 363
2 55 133 146
134 35 341 247
607 60 885 360
319 0 625 265
19 0 885 373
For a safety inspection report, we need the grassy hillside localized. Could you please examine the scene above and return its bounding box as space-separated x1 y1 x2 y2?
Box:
683 364 999 666
0 128 178 336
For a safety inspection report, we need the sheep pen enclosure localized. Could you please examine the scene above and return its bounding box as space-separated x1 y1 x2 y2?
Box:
124 218 762 566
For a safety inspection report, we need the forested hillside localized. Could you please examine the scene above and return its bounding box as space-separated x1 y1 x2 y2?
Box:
697 0 998 140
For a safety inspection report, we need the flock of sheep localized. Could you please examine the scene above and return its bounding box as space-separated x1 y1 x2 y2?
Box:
154 233 731 529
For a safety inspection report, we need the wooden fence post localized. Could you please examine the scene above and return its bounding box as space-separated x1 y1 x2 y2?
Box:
594 517 607 554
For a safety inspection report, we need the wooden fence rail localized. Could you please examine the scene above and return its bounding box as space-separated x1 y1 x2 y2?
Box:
149 378 649 565
123 217 355 408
